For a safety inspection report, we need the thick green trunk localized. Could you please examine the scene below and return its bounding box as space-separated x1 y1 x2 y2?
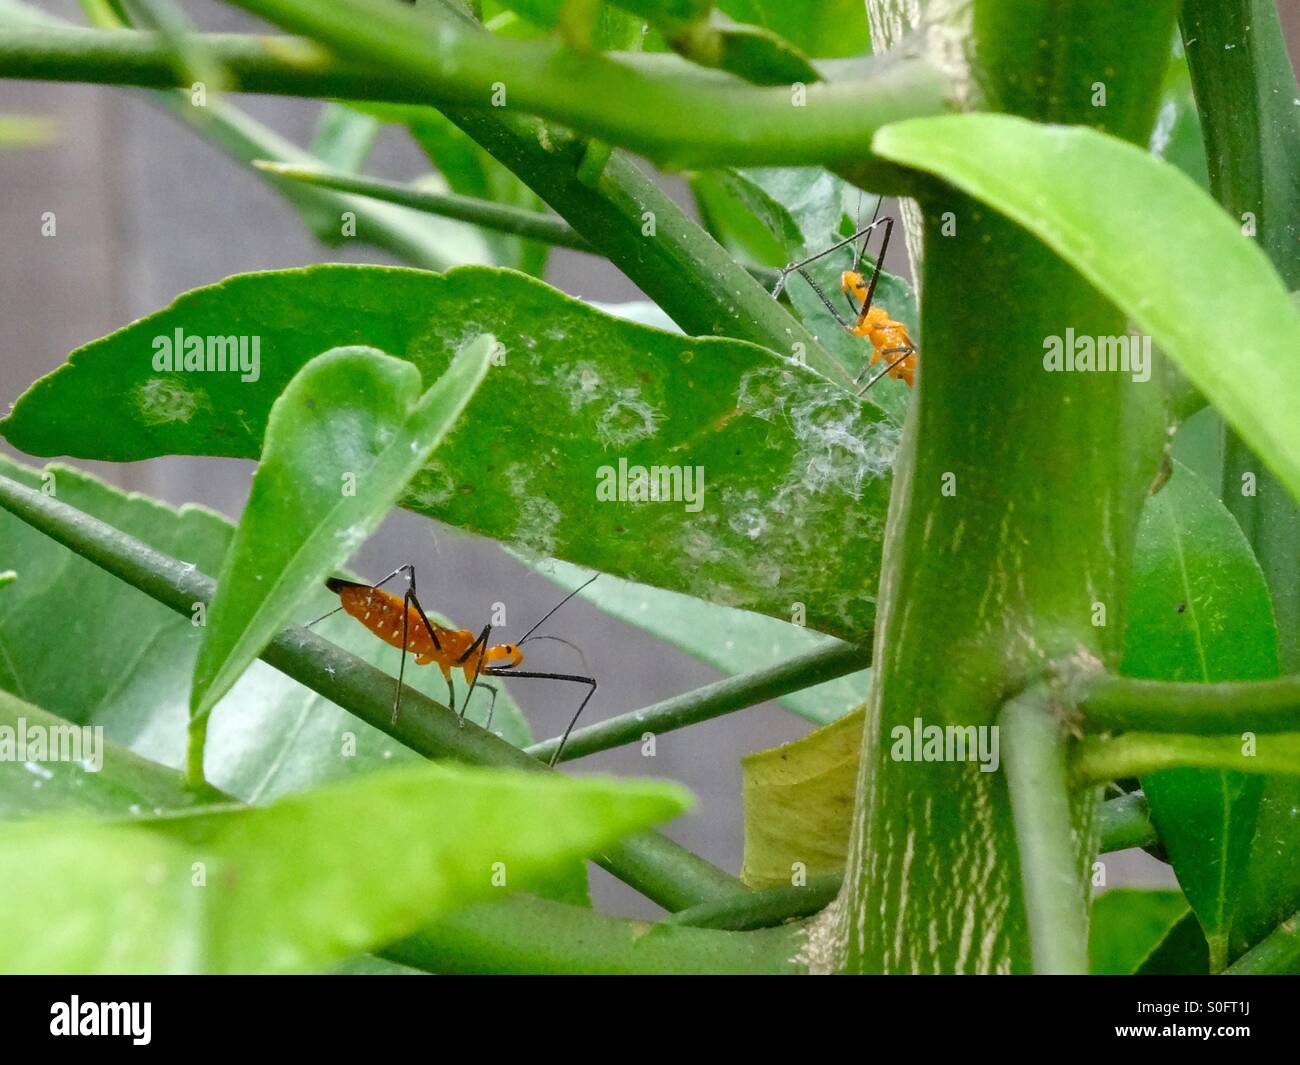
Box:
820 0 1179 973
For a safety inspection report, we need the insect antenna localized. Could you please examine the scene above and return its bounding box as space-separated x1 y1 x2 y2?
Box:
518 573 599 645
521 633 594 677
852 194 885 274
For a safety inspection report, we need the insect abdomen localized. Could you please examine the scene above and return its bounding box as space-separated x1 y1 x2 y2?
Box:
335 584 441 657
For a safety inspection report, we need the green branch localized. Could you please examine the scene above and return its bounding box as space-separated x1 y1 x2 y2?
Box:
1000 686 1089 975
383 894 806 974
7 0 834 374
664 876 841 931
647 792 1158 936
0 471 742 911
253 161 594 251
147 91 468 271
1224 909 1300 974
232 0 949 169
0 19 948 168
1079 672 1300 734
526 641 869 764
1072 732 1300 788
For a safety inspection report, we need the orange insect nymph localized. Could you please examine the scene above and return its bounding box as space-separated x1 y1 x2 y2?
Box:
770 204 919 394
327 577 522 684
314 568 598 766
842 271 917 387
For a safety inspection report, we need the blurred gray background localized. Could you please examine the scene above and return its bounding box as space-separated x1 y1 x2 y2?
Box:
4 1 1297 917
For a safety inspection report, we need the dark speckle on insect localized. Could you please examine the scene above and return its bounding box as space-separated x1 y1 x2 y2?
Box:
1176 602 1186 613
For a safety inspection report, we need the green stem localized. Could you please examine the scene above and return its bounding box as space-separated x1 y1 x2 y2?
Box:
0 20 950 169
1079 672 1300 734
230 0 948 170
252 161 594 251
526 641 868 764
1000 687 1089 975
1072 732 1300 788
664 876 841 931
382 894 806 974
1224 910 1300 974
653 790 1156 936
6 0 844 379
148 91 463 271
0 471 742 911
184 710 210 791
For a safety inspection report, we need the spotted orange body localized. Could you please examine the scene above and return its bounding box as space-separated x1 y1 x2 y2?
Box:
842 270 917 386
333 582 523 684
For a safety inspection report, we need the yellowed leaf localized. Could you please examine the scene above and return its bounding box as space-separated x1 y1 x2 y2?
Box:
740 709 864 888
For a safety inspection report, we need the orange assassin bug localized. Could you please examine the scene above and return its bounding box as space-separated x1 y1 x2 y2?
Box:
771 198 918 393
311 565 598 767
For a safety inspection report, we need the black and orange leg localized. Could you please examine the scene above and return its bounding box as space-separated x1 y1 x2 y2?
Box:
857 346 916 394
486 668 598 767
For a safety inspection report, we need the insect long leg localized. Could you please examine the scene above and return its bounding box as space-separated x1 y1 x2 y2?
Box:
798 271 853 328
857 346 916 395
401 580 452 718
393 585 414 724
771 222 882 298
485 668 598 767
477 682 500 732
454 623 494 727
851 195 885 274
851 215 895 330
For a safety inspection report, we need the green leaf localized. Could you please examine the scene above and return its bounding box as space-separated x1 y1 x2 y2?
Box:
192 339 492 726
689 170 788 267
873 114 1300 504
1088 888 1190 974
0 453 535 797
0 690 560 969
1135 910 1212 974
309 102 381 171
0 761 689 973
716 0 869 59
2 265 893 641
0 689 199 819
532 557 868 724
739 708 862 887
1122 461 1290 971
